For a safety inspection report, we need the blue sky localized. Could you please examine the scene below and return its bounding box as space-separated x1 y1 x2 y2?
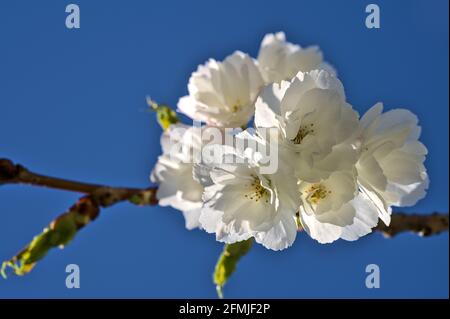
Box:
0 0 448 298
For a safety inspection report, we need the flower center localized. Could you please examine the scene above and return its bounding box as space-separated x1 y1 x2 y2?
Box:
305 184 331 204
244 176 270 203
291 123 315 144
231 99 242 113
230 99 243 113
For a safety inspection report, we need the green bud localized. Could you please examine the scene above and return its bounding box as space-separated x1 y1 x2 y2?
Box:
1 196 98 278
146 97 178 130
213 239 253 298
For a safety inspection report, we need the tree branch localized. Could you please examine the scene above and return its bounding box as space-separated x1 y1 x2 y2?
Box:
2 158 448 237
2 158 449 234
1 195 100 277
0 158 158 207
0 158 159 277
375 213 449 237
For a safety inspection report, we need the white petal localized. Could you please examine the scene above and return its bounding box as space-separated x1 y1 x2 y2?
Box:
359 183 392 226
386 174 429 207
357 154 387 191
183 208 203 230
381 155 424 185
360 102 383 131
254 85 283 129
341 194 380 241
199 208 224 234
255 213 297 250
299 209 343 244
315 203 356 227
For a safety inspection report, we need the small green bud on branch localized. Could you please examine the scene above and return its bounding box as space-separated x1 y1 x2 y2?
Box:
146 97 179 130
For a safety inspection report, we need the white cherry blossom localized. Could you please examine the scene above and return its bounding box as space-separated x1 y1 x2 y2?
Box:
178 51 264 128
257 32 334 84
254 69 359 182
151 33 429 248
197 131 300 251
151 124 204 229
355 103 429 226
298 171 380 244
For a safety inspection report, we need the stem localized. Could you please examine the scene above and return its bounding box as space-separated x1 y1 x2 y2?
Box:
0 158 157 207
375 212 449 237
1 158 448 236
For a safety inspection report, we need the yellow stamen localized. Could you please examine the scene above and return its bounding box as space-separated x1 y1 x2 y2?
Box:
244 175 270 203
291 123 315 144
231 99 242 113
306 184 331 204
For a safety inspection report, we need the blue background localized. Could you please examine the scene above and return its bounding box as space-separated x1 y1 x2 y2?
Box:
0 0 448 298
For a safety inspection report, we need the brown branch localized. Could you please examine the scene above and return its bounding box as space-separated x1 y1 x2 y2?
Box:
0 158 158 207
0 157 448 280
375 213 449 238
0 158 159 277
1 158 448 238
1 195 101 277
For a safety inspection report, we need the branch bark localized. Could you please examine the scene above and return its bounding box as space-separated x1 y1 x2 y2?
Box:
0 158 158 277
1 157 448 237
375 213 449 237
0 158 158 207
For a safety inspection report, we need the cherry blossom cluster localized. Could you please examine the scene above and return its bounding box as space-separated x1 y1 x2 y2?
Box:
151 32 428 250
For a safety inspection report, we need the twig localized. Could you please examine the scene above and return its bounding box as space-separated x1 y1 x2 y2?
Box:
0 158 158 207
2 158 448 236
2 158 449 235
375 212 449 237
0 158 159 277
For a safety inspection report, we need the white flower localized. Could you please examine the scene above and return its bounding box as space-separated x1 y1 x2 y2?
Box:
355 103 429 225
178 51 264 128
152 33 429 249
298 171 380 244
254 69 359 182
257 32 334 84
252 69 382 244
151 124 204 230
197 131 300 251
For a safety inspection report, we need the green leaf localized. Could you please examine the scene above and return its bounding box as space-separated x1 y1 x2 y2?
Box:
213 239 253 298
